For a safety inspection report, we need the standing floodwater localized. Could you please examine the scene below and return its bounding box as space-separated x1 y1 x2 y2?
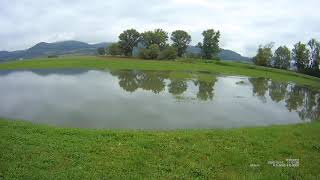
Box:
0 69 319 129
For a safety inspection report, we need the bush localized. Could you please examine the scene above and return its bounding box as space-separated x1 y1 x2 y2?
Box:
48 55 58 58
107 43 123 56
178 58 199 63
300 69 320 78
158 46 177 60
97 47 106 55
184 53 202 59
139 49 151 59
139 45 178 60
139 44 160 59
213 56 221 61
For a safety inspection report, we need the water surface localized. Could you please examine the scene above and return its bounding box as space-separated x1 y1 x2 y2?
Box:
0 69 319 129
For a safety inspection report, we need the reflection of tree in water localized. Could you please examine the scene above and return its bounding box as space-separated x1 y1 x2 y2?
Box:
285 85 306 112
112 71 320 121
249 78 269 102
112 70 219 100
168 79 187 95
112 71 139 92
249 78 320 121
136 72 166 94
296 89 320 122
111 70 166 94
194 77 218 101
269 81 288 102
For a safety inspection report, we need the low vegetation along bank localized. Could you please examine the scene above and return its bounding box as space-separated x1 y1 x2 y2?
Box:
1 119 319 179
0 56 320 88
1 56 320 178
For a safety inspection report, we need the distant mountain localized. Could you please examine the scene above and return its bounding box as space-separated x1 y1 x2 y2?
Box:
0 41 112 61
186 46 251 62
90 42 111 48
0 50 25 60
0 41 250 62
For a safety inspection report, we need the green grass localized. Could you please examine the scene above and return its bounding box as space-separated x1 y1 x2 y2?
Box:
1 119 319 179
1 56 320 179
0 56 319 88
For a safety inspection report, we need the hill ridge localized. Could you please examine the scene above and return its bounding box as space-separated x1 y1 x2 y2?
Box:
0 40 250 62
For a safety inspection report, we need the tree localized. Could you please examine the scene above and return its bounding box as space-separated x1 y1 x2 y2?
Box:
140 29 168 49
273 46 291 69
171 30 191 57
252 43 274 66
108 43 123 56
158 46 178 60
118 29 140 56
198 29 221 59
97 47 106 56
292 42 310 72
308 39 320 71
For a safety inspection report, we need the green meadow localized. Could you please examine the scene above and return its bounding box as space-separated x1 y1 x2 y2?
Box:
0 56 319 88
0 56 320 179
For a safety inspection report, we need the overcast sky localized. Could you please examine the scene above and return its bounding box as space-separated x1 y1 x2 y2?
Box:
1 0 319 56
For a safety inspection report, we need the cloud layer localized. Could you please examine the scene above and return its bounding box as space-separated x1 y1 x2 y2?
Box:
1 0 319 56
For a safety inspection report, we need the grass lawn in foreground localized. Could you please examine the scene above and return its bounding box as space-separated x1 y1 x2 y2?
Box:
1 119 320 179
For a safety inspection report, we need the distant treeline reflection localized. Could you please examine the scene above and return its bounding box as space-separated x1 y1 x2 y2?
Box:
111 70 320 121
111 70 217 101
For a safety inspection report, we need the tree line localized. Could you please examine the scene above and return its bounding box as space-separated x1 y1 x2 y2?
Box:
252 39 320 77
97 28 221 60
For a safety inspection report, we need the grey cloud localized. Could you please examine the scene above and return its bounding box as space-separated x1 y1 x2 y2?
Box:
0 0 319 56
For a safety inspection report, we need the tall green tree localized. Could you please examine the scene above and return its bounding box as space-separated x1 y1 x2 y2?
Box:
273 46 291 69
292 42 310 72
197 29 221 59
140 29 168 49
171 30 191 57
252 43 274 67
308 39 320 71
118 29 140 56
